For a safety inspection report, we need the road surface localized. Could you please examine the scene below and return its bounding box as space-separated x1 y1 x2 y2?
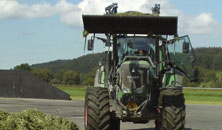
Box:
0 98 221 130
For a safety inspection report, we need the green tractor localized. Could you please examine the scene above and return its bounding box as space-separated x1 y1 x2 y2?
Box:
83 3 198 130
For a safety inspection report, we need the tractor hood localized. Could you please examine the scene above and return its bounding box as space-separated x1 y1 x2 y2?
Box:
118 60 154 93
117 59 154 106
82 15 178 35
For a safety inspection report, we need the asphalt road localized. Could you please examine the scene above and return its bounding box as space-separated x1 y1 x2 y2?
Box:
0 98 221 130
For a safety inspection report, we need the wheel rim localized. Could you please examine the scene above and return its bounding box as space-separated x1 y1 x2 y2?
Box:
85 104 88 128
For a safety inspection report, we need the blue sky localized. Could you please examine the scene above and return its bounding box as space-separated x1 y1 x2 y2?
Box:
0 0 221 69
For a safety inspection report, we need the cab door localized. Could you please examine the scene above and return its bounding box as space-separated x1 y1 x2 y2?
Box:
167 35 199 81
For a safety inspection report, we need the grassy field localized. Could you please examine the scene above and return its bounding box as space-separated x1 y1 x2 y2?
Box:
56 85 222 105
56 85 86 100
183 89 222 105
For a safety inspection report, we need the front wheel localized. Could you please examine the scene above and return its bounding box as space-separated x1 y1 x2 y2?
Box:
162 106 185 130
84 87 120 130
158 88 186 130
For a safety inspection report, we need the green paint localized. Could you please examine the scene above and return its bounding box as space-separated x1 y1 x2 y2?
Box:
101 72 105 84
98 71 105 88
162 73 177 87
118 89 125 100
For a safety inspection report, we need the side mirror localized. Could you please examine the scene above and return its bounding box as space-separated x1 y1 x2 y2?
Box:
183 42 189 53
88 37 94 51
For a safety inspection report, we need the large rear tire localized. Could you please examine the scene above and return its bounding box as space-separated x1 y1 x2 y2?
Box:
84 87 120 130
158 88 186 130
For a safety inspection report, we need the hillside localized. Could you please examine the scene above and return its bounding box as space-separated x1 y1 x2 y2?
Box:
32 53 104 74
32 47 222 74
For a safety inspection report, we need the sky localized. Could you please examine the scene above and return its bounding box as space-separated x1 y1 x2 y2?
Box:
0 0 222 69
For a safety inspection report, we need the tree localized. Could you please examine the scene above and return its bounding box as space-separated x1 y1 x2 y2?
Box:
205 70 216 82
83 73 95 86
53 70 66 84
32 68 54 83
83 67 98 86
63 70 81 85
50 79 60 84
14 63 32 72
214 79 222 88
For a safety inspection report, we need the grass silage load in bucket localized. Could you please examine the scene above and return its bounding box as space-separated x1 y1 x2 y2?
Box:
0 109 79 130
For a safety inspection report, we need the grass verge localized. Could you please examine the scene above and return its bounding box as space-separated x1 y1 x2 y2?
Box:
56 85 222 105
183 89 222 105
56 85 86 100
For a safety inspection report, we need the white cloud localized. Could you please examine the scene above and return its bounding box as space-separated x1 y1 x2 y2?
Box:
25 3 54 18
0 0 82 27
184 13 218 34
55 0 82 27
0 0 220 34
0 0 54 19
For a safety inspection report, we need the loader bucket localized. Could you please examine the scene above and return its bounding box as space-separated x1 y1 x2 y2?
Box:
82 15 177 35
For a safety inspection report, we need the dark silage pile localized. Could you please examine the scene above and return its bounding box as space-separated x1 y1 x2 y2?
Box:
0 109 79 130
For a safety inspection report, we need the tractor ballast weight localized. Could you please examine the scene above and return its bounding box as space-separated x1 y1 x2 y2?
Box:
82 15 178 35
83 4 198 130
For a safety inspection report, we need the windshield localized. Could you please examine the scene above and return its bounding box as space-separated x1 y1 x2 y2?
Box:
117 37 155 61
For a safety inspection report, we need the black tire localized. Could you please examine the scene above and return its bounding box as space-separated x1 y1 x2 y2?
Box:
159 89 186 130
162 106 185 130
84 87 120 130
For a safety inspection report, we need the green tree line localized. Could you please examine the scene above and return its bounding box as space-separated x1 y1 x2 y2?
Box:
183 67 222 88
15 63 222 88
195 47 222 71
14 63 97 86
32 53 104 74
14 47 222 88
